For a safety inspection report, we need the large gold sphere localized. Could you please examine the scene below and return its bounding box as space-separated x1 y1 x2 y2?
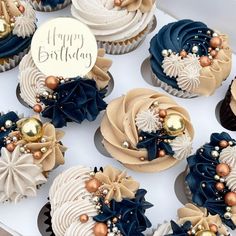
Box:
196 230 216 236
163 114 185 135
0 19 11 39
19 118 43 142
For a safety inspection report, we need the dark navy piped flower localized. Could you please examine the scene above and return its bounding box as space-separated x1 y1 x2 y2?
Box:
41 77 107 128
186 132 236 230
166 221 191 236
93 189 153 236
0 111 19 150
41 0 65 8
137 130 176 161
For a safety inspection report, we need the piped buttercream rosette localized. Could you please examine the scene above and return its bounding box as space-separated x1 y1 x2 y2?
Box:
153 204 229 236
186 132 236 230
0 111 66 203
149 19 232 98
18 49 112 128
100 88 194 172
42 165 153 236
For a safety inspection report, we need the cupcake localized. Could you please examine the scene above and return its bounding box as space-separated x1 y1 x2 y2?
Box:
153 204 229 236
100 88 194 172
186 132 236 230
220 78 236 131
0 0 36 72
30 0 71 12
71 0 156 54
38 165 153 236
18 48 112 128
0 111 66 203
149 19 232 98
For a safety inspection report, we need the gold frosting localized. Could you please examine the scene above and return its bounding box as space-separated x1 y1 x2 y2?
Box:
121 0 154 13
86 48 112 89
100 88 194 172
177 204 228 235
230 79 236 116
0 0 21 24
193 34 232 96
11 122 67 172
95 165 139 202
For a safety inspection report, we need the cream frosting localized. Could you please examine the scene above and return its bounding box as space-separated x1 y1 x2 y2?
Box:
95 165 139 202
0 146 46 203
49 166 97 236
171 132 192 161
153 222 172 236
121 0 153 13
100 88 194 172
19 50 112 108
225 167 236 192
71 0 156 42
230 79 236 116
219 145 236 169
12 1 36 38
177 204 229 235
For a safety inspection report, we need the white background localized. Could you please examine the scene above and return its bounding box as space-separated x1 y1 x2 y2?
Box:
0 6 235 236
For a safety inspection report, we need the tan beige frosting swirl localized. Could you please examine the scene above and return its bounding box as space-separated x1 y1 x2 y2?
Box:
0 0 21 24
10 122 67 172
193 34 232 96
229 79 236 116
95 165 139 201
121 0 154 13
101 88 194 172
177 204 229 235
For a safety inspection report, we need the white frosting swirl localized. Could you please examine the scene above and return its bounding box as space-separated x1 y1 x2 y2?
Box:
219 145 236 169
0 146 46 203
18 52 50 108
49 166 97 236
171 132 192 160
225 167 236 192
71 0 155 42
12 1 36 38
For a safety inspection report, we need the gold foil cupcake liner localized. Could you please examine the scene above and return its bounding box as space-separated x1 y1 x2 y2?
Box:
30 0 71 12
97 16 156 55
0 48 29 73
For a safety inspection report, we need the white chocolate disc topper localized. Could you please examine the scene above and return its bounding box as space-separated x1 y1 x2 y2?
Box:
31 18 98 78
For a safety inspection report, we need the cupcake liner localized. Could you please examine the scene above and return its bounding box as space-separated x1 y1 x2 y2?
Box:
151 72 198 99
30 0 71 12
219 83 236 131
0 47 29 73
97 16 155 55
38 202 55 236
183 168 193 203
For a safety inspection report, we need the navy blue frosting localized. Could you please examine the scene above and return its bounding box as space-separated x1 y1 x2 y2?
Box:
0 33 32 58
165 221 191 236
41 0 65 8
41 77 107 128
149 19 212 90
186 132 236 230
137 130 175 161
0 111 19 150
93 189 153 236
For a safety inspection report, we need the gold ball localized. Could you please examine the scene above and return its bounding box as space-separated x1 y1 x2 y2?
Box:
209 224 218 233
216 163 230 177
196 230 216 236
0 19 11 39
79 214 89 223
45 76 59 90
19 118 43 142
163 114 186 135
225 192 236 206
93 223 108 236
6 143 15 152
33 104 43 113
33 151 43 160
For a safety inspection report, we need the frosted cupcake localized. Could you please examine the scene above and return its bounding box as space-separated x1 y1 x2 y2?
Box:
153 204 229 236
0 0 36 72
149 19 232 98
100 88 194 172
39 165 153 236
220 78 236 131
186 132 236 230
0 111 66 203
30 0 70 12
71 0 156 54
18 49 112 128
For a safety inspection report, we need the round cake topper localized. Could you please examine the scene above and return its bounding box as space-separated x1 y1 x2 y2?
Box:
31 17 98 78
